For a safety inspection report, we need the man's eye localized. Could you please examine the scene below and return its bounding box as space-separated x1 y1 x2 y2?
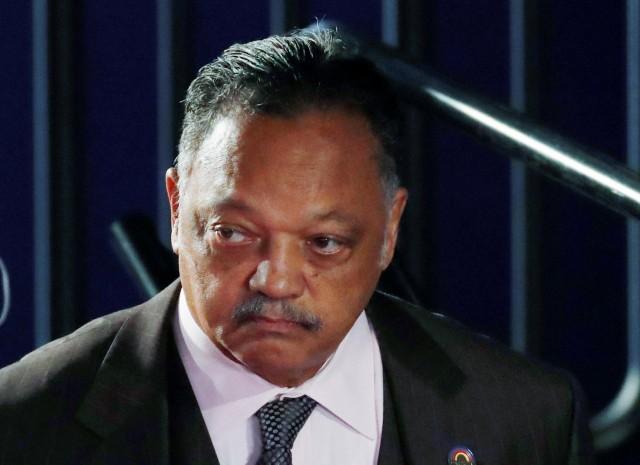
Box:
309 236 344 255
213 227 249 244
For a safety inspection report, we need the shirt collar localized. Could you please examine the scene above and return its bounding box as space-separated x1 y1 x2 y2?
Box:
173 290 377 440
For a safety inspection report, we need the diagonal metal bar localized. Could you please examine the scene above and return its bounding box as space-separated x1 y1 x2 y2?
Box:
110 216 178 299
323 24 640 219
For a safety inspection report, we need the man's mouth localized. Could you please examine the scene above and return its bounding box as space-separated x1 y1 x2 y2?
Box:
244 315 306 332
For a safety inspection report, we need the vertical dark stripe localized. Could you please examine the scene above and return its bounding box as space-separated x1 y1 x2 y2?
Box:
33 0 82 342
32 0 51 346
270 0 302 34
509 0 541 353
49 0 82 337
626 0 640 373
156 0 173 245
380 0 432 305
157 0 189 245
396 0 437 307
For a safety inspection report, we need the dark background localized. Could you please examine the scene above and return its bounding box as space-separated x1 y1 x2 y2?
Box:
1 0 638 461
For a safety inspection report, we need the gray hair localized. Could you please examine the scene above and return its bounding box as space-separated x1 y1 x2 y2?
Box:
176 27 402 203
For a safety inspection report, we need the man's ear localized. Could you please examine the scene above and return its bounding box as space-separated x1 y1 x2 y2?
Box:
165 167 181 254
380 187 408 270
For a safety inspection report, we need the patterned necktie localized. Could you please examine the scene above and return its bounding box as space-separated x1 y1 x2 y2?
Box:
255 395 318 465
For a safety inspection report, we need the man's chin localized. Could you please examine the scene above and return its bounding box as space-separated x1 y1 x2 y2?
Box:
232 341 324 387
212 320 311 362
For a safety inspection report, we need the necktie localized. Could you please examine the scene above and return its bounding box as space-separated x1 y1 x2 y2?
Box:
255 395 318 465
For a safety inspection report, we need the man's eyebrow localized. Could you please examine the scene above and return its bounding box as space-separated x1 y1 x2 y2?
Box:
202 197 254 213
312 210 360 225
202 200 361 228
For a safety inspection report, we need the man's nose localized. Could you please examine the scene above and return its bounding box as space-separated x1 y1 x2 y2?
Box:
248 238 305 299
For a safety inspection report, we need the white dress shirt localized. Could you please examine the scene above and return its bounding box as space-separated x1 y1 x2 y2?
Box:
172 290 384 465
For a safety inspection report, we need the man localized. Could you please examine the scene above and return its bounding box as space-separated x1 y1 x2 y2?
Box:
0 29 592 465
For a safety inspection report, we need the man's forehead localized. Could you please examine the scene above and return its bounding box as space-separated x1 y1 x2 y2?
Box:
185 114 248 198
185 109 386 213
195 114 245 169
194 108 379 162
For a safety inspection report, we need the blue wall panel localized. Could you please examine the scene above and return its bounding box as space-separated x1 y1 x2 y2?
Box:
538 1 627 413
0 2 34 366
306 0 381 39
81 0 159 320
430 0 511 341
190 1 270 70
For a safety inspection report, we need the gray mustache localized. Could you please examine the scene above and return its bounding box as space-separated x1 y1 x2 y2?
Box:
232 295 323 332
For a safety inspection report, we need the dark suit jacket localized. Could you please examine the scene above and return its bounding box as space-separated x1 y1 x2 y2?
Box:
0 281 593 465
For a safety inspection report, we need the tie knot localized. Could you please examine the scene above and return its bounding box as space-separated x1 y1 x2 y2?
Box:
256 395 317 452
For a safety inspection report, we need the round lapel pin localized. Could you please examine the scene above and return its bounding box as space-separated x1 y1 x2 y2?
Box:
448 446 476 465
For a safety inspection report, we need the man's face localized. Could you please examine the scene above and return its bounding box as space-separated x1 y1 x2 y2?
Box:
166 108 407 387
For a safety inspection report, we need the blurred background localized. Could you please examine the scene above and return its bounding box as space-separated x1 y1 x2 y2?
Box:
1 0 639 461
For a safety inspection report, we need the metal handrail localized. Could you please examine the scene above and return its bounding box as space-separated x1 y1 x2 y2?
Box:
0 258 10 328
320 24 640 451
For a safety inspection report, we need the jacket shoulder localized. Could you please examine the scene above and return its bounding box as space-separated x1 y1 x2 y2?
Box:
0 280 179 413
0 306 135 407
370 290 574 390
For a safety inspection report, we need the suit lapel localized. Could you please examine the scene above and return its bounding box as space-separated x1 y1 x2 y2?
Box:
376 369 407 465
367 291 467 465
75 282 180 465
